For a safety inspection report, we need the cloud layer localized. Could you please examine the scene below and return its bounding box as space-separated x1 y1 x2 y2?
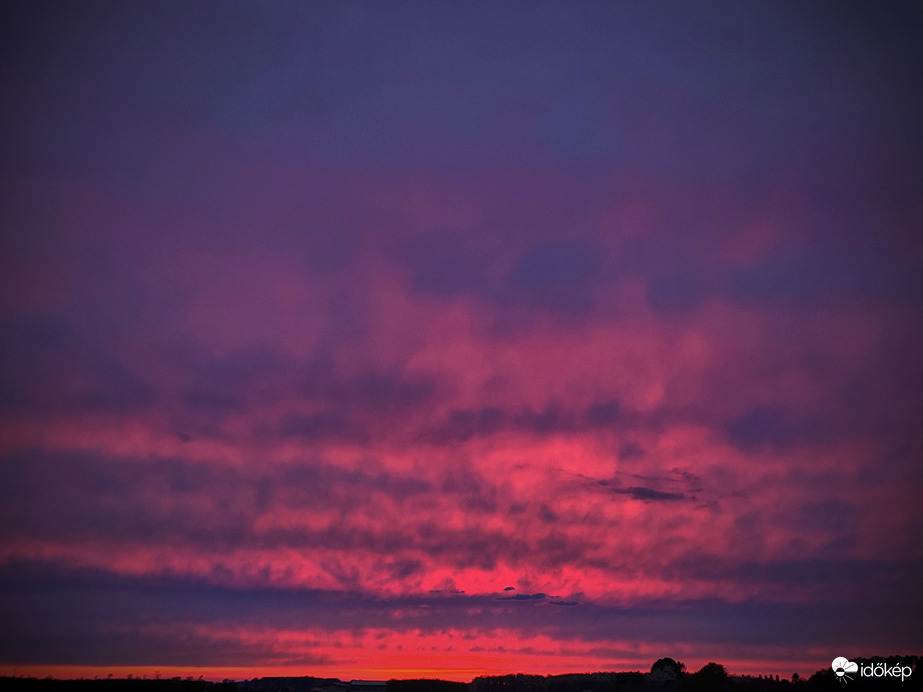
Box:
1 0 922 682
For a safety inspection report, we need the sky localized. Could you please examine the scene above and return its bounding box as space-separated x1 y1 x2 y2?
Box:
1 0 922 683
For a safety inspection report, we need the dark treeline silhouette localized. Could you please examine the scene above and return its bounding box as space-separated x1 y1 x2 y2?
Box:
0 678 233 692
3 657 920 692
237 678 344 692
469 657 921 692
387 680 467 692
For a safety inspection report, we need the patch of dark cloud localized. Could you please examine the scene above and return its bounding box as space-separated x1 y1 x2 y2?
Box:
514 403 577 435
0 312 154 415
431 407 506 442
419 399 621 443
618 440 645 460
148 344 296 438
290 352 441 434
667 468 704 492
401 228 493 297
0 621 334 668
281 460 433 508
414 520 602 574
724 404 820 452
332 369 438 412
725 250 923 307
644 247 923 316
497 592 546 601
768 499 858 556
279 410 364 442
0 313 69 351
646 271 710 314
167 345 443 441
412 523 522 572
538 503 559 523
388 558 425 581
789 499 855 535
611 486 686 502
401 234 611 318
724 254 825 305
183 387 247 415
177 346 285 416
195 347 438 412
586 400 620 425
439 463 500 514
586 469 702 504
661 555 923 610
506 242 605 312
0 449 433 551
535 532 589 565
0 562 338 667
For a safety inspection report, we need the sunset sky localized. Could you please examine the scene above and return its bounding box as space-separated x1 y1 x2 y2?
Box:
2 0 922 683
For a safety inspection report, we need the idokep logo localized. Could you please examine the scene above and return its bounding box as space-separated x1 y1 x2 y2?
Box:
832 658 858 683
832 657 914 683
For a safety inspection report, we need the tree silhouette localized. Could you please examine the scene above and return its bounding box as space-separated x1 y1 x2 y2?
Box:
651 658 686 682
685 662 728 691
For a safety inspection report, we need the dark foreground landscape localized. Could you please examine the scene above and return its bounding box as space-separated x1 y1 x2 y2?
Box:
3 657 921 692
